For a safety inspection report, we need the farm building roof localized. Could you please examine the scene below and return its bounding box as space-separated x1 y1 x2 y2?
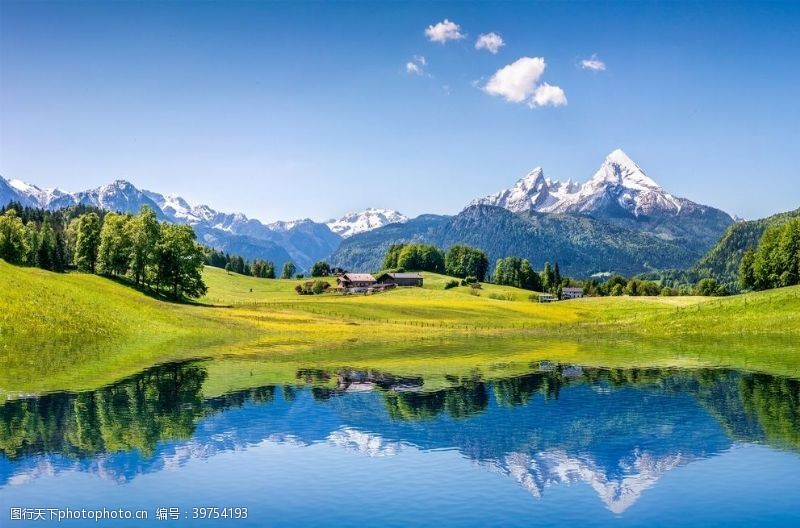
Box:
342 273 376 282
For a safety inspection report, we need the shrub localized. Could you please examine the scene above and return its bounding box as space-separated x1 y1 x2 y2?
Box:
444 279 459 290
489 292 514 301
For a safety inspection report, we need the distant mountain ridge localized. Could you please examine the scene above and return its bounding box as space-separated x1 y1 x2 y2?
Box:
330 205 700 277
1 149 737 276
332 150 735 276
0 177 324 269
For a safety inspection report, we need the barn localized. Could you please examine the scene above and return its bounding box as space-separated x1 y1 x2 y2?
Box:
375 272 424 287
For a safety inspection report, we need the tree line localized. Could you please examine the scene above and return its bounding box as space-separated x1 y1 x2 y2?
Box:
0 203 207 299
375 241 733 298
203 248 278 279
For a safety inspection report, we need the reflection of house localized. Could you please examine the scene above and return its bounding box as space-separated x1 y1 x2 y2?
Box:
375 272 424 287
562 287 584 300
337 273 377 289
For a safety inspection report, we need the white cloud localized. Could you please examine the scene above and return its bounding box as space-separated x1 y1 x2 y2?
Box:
425 19 465 43
581 54 606 71
484 57 546 103
405 55 427 76
531 83 567 107
475 32 505 54
483 57 566 109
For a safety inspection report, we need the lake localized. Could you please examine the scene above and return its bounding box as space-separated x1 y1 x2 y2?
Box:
1 357 799 527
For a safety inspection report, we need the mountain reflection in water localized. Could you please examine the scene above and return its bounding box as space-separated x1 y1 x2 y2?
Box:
1 361 798 515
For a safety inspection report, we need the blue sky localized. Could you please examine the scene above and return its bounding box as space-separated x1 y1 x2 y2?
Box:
1 1 798 222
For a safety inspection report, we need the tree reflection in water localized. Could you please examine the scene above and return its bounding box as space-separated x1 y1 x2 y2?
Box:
1 361 798 464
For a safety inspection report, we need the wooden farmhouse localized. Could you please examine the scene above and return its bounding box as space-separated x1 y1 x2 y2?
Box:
376 272 424 287
337 273 377 289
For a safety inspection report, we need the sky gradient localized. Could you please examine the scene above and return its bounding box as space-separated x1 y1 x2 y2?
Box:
1 1 798 222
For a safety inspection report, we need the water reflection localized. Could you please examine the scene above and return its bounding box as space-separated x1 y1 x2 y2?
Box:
1 361 799 514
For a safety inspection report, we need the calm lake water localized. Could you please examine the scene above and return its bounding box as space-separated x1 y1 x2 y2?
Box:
1 359 799 527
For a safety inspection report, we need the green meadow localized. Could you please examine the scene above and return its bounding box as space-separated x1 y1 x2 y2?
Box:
2 260 799 397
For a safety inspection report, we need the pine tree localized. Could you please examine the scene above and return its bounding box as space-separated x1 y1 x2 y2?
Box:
36 217 56 271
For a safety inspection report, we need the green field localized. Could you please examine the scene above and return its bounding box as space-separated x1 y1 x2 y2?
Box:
2 260 799 396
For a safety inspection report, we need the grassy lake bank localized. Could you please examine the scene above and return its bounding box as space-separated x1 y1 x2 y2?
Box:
2 261 799 396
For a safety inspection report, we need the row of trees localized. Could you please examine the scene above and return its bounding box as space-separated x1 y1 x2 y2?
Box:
203 248 277 279
0 204 207 298
739 218 800 291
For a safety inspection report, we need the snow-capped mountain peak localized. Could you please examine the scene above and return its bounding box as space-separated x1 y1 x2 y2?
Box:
470 149 706 219
327 208 408 238
470 167 576 212
590 148 660 191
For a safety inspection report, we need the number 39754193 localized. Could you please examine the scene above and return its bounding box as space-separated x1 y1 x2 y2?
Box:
191 507 248 519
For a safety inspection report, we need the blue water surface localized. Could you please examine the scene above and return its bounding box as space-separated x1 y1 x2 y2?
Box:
1 363 798 527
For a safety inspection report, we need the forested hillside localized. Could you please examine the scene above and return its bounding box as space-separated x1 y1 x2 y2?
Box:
690 208 800 285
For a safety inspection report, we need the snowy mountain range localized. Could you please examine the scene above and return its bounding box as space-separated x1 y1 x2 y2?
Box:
0 175 406 270
326 208 409 238
1 148 735 275
471 149 721 220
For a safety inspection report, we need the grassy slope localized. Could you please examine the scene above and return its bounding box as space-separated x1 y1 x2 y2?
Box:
0 261 253 393
2 262 799 395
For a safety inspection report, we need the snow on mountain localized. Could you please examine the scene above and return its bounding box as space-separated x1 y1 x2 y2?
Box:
500 448 691 514
267 219 314 232
72 180 165 215
0 175 359 269
471 167 580 212
327 208 409 238
1 176 71 209
471 149 703 218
